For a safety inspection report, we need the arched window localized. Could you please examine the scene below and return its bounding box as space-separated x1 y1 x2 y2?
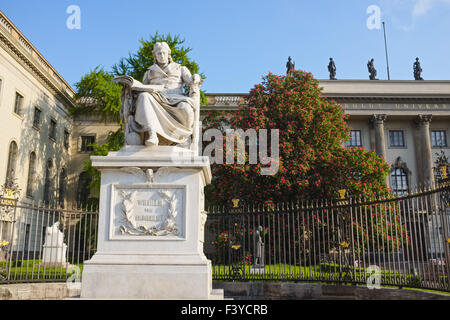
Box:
58 168 67 207
390 157 411 196
43 159 53 203
391 168 408 196
26 152 36 198
77 171 91 206
5 141 18 185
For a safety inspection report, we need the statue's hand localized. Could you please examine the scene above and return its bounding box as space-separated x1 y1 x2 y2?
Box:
191 74 202 85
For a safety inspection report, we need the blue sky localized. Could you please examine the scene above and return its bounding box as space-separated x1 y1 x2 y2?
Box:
2 0 450 93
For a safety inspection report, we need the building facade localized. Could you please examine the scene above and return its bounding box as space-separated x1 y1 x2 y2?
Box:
0 11 75 249
0 12 75 206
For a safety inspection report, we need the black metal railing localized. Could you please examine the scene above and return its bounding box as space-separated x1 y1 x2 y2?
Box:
205 183 450 292
0 199 98 284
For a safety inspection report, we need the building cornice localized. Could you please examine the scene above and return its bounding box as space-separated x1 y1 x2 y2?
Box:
0 10 76 110
204 79 450 108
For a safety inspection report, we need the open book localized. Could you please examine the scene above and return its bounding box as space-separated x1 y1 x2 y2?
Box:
113 75 164 92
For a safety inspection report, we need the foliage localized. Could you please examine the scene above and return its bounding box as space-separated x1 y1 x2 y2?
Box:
203 70 391 206
72 67 122 119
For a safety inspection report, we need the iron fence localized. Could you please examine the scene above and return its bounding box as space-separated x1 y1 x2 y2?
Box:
205 183 450 292
1 183 449 294
0 199 98 284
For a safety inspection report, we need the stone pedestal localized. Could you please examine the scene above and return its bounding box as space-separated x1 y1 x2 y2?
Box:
80 146 223 300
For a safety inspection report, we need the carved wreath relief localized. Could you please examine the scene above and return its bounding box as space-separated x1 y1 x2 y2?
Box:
111 185 185 239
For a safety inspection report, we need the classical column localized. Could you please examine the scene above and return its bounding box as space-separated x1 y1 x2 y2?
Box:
371 114 387 160
415 114 434 187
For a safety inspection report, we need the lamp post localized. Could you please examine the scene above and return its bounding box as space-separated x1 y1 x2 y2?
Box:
433 150 450 288
0 177 20 281
335 187 355 284
228 189 244 281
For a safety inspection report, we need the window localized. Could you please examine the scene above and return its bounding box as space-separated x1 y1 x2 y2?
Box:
58 168 67 208
43 159 53 203
431 130 447 148
391 168 409 196
389 130 405 147
77 172 91 206
80 136 95 152
64 130 70 150
26 152 37 198
5 141 18 184
347 130 362 147
49 119 57 140
33 107 41 129
23 224 31 251
13 92 24 116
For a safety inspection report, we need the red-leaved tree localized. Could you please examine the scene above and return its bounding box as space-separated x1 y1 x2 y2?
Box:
204 70 390 206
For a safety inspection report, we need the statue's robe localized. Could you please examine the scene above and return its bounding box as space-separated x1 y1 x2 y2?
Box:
134 62 195 145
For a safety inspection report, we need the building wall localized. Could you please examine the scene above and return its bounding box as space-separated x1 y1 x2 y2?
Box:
67 114 120 204
0 42 72 205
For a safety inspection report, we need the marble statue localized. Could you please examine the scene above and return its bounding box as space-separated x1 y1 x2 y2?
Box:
113 42 203 151
41 221 68 266
414 57 424 80
328 58 337 80
367 58 378 80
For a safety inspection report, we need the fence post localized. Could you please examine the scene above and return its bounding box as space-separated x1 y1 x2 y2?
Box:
438 187 450 290
6 199 18 283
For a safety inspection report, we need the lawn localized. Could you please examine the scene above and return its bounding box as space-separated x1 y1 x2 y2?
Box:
0 259 83 282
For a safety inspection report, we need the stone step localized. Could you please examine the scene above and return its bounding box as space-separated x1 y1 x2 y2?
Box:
209 289 225 300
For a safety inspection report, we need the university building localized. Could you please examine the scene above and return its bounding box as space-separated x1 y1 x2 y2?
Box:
1 9 450 208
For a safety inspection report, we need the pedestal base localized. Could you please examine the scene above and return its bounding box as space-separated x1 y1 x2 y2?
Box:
80 146 222 300
81 253 221 300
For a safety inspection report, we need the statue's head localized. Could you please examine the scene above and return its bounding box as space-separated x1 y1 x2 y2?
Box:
153 42 172 65
416 57 419 61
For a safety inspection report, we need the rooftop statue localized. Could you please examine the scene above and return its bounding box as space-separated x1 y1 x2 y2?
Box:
414 57 424 80
113 42 203 151
286 56 295 75
328 58 337 80
367 58 378 80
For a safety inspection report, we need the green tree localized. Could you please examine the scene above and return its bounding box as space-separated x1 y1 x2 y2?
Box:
72 67 122 119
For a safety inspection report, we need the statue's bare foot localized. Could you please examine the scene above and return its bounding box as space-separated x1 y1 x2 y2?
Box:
145 133 159 147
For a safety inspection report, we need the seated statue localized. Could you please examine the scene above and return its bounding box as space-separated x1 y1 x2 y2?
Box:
114 42 203 152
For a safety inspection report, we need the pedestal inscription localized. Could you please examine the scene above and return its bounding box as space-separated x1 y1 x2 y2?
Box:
110 184 186 240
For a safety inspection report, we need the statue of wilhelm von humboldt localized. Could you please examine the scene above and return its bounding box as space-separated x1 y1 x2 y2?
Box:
114 42 202 152
80 42 222 299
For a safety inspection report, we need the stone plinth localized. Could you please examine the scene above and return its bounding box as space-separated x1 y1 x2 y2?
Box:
80 146 222 300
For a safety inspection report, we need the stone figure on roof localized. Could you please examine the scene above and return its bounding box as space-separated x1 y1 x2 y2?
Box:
328 58 337 80
414 57 424 80
367 58 378 80
286 56 295 75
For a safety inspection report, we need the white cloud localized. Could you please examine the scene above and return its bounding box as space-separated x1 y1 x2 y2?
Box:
379 0 450 31
412 0 450 17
